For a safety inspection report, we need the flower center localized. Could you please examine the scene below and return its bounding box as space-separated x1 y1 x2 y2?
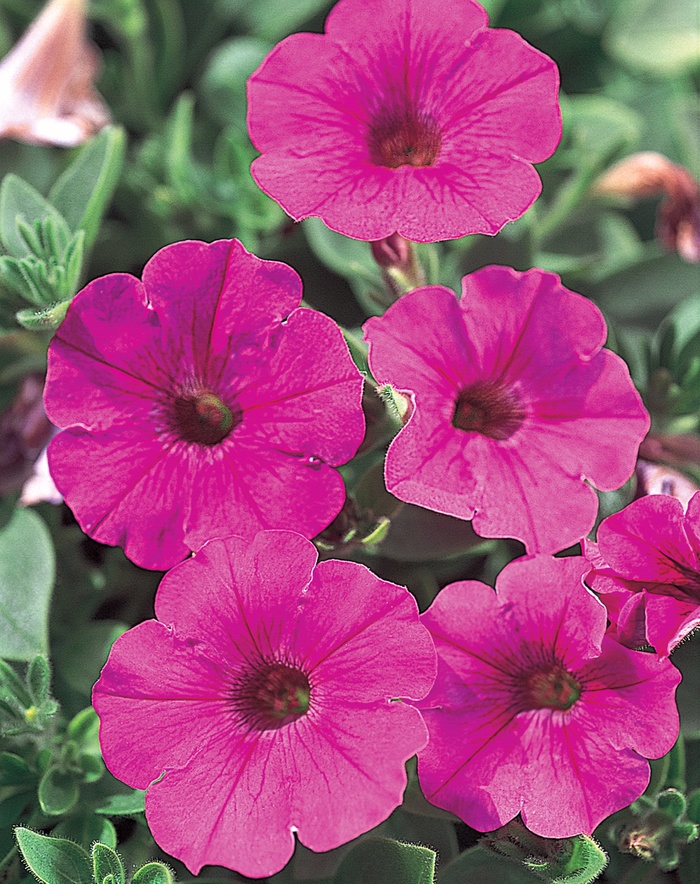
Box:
368 107 442 169
232 662 311 731
171 391 240 446
523 665 582 711
452 382 526 441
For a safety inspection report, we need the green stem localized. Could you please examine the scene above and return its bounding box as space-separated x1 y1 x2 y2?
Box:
533 161 600 247
666 734 686 792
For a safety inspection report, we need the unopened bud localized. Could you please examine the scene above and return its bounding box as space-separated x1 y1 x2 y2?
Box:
0 0 110 146
593 152 700 263
370 233 425 301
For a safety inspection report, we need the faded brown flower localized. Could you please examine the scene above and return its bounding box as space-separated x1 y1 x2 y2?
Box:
0 0 110 147
594 152 700 263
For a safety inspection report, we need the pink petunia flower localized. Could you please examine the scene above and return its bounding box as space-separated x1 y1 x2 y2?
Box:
93 530 436 878
247 0 561 243
415 555 681 838
0 0 110 147
44 239 365 570
363 266 649 554
585 492 700 656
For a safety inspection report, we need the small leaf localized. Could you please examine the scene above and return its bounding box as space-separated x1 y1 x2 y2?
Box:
15 828 92 884
27 656 51 705
0 176 67 259
334 838 436 884
92 844 125 884
95 790 146 817
49 128 126 251
130 863 174 884
0 752 33 786
0 508 55 660
15 300 72 331
38 767 80 816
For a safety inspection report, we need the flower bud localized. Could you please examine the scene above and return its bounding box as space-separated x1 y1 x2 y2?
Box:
593 152 700 263
370 233 425 301
0 0 110 146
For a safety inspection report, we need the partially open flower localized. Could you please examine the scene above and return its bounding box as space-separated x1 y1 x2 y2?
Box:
593 152 700 263
0 0 110 147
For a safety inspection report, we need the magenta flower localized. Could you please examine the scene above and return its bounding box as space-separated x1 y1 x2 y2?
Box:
247 0 561 243
363 266 649 554
44 239 365 570
415 555 681 838
586 492 700 656
93 530 436 878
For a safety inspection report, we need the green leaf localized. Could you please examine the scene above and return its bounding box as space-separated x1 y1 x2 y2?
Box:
130 863 174 884
27 655 51 705
239 0 332 40
0 752 33 786
440 846 537 884
0 508 55 660
95 790 146 817
605 0 700 78
52 817 116 851
0 176 67 259
334 838 436 884
92 844 124 884
15 828 92 884
200 38 271 129
562 95 642 162
304 218 384 315
49 128 126 251
15 299 72 331
38 767 80 816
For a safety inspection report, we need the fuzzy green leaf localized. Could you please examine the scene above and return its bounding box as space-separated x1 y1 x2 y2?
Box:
130 863 173 884
334 838 435 884
15 828 92 884
92 844 124 884
0 508 55 660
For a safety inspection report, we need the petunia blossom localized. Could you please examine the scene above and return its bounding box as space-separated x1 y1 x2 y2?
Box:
44 239 365 570
363 266 649 554
0 0 110 147
93 530 436 878
585 492 700 656
415 555 681 838
247 0 561 243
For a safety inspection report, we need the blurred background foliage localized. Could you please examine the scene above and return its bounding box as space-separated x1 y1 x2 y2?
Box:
0 0 698 882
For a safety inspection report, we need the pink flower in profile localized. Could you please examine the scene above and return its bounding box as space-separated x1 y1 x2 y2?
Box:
44 239 365 570
585 492 700 656
93 530 436 878
247 0 561 243
363 266 649 554
415 555 681 838
0 0 110 147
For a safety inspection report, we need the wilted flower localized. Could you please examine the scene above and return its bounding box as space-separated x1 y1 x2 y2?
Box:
415 555 681 837
586 491 700 655
0 373 55 497
363 266 649 554
0 0 110 147
247 0 561 242
93 531 436 878
45 239 365 570
593 152 700 263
